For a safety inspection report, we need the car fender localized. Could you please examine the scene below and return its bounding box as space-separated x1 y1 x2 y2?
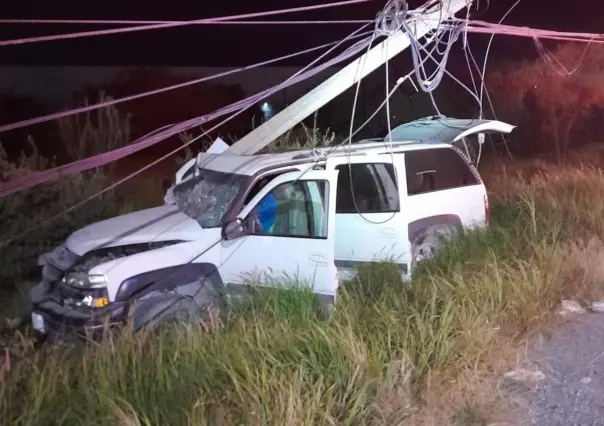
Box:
408 214 462 244
115 263 223 302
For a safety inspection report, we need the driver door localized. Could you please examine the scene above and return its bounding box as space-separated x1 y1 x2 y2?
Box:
219 169 338 301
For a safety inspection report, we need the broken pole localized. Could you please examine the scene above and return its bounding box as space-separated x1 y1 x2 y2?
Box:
227 0 472 155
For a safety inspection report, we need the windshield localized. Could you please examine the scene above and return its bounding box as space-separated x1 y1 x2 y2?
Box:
172 169 247 228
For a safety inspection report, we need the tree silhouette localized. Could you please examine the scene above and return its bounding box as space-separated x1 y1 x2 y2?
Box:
77 67 252 150
488 43 604 162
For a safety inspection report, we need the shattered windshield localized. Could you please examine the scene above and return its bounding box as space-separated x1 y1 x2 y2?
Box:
172 169 246 228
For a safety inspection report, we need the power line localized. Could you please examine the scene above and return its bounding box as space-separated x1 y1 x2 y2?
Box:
0 18 372 25
460 20 604 44
0 29 372 198
8 0 602 243
0 0 372 46
0 32 371 134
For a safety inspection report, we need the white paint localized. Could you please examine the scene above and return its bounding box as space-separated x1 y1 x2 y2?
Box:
61 119 513 302
66 205 203 255
219 169 339 299
325 153 411 279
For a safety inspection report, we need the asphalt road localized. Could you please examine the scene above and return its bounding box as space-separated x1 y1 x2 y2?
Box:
522 312 604 426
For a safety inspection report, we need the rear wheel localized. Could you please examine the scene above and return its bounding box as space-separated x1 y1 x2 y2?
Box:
410 225 457 271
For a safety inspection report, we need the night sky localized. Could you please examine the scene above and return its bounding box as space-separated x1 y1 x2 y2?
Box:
1 0 603 66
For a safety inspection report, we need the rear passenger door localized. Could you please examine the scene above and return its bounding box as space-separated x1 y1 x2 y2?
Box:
325 154 410 280
404 147 487 235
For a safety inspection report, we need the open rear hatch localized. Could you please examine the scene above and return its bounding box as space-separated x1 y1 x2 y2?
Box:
384 116 515 143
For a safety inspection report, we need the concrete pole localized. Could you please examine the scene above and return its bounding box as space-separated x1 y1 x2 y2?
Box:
228 0 472 155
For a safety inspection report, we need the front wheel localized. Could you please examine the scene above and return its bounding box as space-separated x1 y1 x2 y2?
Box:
133 295 201 332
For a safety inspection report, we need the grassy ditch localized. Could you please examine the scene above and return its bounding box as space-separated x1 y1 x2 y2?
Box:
2 156 604 425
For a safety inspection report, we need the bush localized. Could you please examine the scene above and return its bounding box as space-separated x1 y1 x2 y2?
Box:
0 99 144 318
57 92 132 166
0 142 137 315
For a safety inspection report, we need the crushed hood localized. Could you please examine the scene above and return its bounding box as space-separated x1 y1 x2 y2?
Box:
384 116 515 143
65 205 204 255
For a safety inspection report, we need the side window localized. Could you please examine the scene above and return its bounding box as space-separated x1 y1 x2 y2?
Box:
334 163 399 214
405 148 479 195
246 180 329 239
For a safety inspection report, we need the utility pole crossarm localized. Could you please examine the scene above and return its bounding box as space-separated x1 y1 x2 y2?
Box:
228 0 471 156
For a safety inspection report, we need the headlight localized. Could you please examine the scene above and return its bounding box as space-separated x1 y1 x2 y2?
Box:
64 272 107 289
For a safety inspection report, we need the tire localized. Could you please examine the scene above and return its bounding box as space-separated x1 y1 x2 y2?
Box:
410 225 457 270
132 278 220 331
144 296 201 330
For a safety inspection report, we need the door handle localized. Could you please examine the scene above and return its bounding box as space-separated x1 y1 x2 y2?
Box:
308 253 328 266
379 227 398 238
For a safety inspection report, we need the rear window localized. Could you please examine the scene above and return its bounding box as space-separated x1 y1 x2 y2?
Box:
404 147 479 195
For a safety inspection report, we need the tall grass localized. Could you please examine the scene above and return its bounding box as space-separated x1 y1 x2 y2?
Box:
4 112 604 425
2 152 604 425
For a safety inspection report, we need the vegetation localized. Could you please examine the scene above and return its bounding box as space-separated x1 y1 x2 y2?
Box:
487 42 604 161
0 100 155 318
57 92 132 164
1 45 604 424
3 149 604 425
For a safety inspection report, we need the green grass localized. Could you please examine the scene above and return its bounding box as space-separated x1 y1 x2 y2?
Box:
3 150 604 425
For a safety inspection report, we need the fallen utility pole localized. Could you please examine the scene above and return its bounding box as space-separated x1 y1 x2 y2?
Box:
227 0 472 155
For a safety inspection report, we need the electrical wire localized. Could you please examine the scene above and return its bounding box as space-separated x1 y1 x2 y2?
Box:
462 37 485 164
0 18 373 25
6 1 462 312
400 1 480 119
402 3 485 131
475 0 521 163
0 32 372 134
15 0 604 315
0 28 373 198
0 0 371 46
465 38 514 162
532 36 594 76
461 20 604 44
151 24 373 176
343 0 410 225
338 0 475 225
0 24 373 245
478 0 521 117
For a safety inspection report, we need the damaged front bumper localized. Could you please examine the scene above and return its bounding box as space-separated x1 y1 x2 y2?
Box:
30 281 127 342
31 245 126 342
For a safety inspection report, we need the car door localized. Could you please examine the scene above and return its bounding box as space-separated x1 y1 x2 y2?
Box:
325 154 411 280
219 169 338 301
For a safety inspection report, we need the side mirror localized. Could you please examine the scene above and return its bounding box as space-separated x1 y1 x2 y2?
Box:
222 218 245 240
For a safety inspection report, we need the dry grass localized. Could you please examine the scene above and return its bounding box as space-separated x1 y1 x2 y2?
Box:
3 144 604 425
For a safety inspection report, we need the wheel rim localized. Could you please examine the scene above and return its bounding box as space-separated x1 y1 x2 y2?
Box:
414 241 438 263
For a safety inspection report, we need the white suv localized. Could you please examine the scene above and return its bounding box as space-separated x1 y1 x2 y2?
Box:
30 117 514 339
